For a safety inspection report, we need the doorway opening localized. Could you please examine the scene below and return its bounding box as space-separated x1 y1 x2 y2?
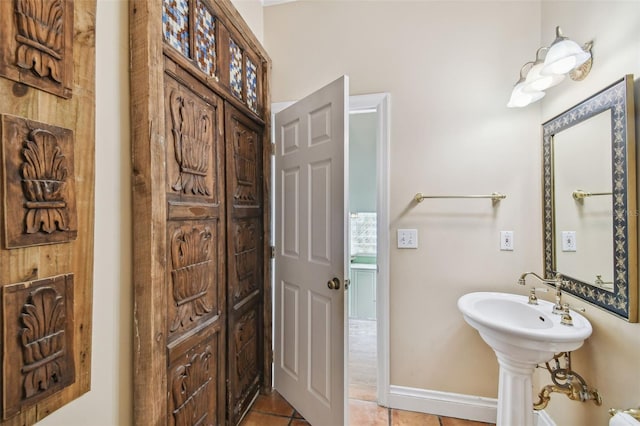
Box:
348 110 378 402
348 93 390 408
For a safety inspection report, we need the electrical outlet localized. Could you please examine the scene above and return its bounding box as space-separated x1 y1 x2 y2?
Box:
562 231 577 251
500 231 514 251
397 229 418 249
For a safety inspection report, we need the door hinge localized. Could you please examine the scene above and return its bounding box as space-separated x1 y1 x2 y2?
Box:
271 143 276 156
270 245 275 259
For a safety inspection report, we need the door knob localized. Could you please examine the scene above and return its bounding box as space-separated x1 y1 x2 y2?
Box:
327 277 341 290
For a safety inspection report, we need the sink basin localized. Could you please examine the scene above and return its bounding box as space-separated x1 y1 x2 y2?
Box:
458 292 592 426
458 292 592 358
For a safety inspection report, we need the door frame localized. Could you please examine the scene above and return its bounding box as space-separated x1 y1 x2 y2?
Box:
271 92 391 406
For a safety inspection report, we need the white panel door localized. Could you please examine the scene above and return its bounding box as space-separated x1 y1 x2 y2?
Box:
274 76 349 426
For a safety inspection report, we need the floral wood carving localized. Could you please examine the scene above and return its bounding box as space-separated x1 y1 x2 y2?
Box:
0 0 73 98
2 274 75 419
170 344 214 426
1 114 77 248
21 286 66 398
232 309 258 406
232 219 258 304
15 0 65 83
21 129 70 233
170 225 214 332
232 127 258 204
170 90 212 196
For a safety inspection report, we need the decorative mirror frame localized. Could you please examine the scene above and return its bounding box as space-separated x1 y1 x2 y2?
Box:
543 74 637 322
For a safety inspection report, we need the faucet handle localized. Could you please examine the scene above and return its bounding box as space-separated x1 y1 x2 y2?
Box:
560 303 573 326
528 287 548 305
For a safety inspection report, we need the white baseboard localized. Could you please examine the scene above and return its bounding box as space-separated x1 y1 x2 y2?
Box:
387 385 497 423
535 409 557 426
386 385 556 425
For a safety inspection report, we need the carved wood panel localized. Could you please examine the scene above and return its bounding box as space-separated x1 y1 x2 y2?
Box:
225 103 263 426
2 274 75 420
0 0 95 423
229 217 261 306
1 114 77 248
227 107 261 208
0 0 74 98
167 320 224 426
165 73 223 209
227 304 262 425
167 220 223 341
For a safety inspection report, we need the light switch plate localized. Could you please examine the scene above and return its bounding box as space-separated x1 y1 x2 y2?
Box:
397 229 418 248
500 231 514 251
562 231 577 251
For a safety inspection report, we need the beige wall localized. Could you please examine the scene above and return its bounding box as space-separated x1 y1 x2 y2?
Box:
265 0 544 398
537 3 640 426
231 0 265 42
265 1 640 425
34 1 640 425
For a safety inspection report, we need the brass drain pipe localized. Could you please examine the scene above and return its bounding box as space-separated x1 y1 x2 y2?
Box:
534 352 602 410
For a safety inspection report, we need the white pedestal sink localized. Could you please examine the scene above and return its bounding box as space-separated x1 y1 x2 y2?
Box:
458 292 592 426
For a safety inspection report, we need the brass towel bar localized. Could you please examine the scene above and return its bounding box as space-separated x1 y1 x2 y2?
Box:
414 192 506 203
572 189 612 200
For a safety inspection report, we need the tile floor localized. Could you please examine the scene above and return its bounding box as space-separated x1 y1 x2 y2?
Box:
240 319 495 426
239 390 495 426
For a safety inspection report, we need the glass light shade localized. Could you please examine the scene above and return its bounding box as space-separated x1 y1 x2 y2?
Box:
523 62 565 92
507 82 545 108
541 38 590 76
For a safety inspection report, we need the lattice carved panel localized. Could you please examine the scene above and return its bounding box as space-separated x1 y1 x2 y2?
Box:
2 274 75 419
1 114 77 248
167 324 223 426
0 0 74 98
167 220 221 340
165 77 220 204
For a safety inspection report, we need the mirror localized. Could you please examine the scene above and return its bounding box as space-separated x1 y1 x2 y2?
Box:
554 111 613 287
543 75 637 322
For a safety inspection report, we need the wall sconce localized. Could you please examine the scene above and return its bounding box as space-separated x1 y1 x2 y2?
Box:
542 27 591 76
507 26 593 108
507 62 545 108
524 47 565 92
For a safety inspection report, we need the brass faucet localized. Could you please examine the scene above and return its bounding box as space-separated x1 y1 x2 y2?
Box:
518 272 567 314
552 283 565 315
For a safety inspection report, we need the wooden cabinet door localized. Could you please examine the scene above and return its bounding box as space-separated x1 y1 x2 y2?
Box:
164 70 227 426
131 1 271 424
224 103 264 425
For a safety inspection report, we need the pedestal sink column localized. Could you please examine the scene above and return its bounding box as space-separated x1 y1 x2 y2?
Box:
458 292 593 426
495 353 538 426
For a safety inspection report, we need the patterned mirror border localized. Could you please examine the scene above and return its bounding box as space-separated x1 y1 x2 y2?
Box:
543 75 637 321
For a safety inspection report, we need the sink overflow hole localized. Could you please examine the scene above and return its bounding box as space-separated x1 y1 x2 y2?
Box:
539 316 545 322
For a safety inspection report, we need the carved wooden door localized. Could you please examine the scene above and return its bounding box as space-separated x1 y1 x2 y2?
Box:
0 0 96 424
225 103 264 426
164 73 227 426
131 1 271 425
